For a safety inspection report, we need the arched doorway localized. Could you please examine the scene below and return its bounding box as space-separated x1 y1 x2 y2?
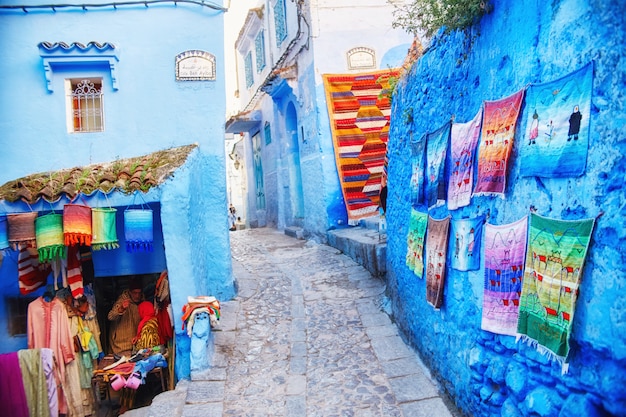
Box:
284 102 304 222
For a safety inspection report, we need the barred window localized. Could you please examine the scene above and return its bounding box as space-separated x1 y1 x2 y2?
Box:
274 0 287 46
245 52 254 88
6 296 35 336
264 121 272 145
67 78 104 133
255 31 266 72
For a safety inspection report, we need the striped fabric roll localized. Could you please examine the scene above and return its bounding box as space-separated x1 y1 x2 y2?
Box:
63 204 92 246
91 207 119 251
35 213 66 262
124 209 154 252
0 215 9 250
7 212 38 250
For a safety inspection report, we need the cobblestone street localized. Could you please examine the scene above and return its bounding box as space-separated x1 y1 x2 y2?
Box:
184 227 460 417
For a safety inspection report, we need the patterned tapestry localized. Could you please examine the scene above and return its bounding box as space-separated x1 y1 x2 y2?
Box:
473 89 525 197
449 216 484 272
425 123 451 210
409 135 426 208
406 209 428 278
323 69 400 221
425 216 450 309
448 109 483 210
481 216 528 336
517 213 595 371
520 63 593 177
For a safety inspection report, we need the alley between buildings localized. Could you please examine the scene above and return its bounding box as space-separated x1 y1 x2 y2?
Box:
128 227 462 417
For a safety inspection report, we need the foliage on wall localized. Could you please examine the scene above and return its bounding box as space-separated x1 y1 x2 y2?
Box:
390 0 493 37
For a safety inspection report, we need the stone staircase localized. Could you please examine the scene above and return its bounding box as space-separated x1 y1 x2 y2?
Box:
326 217 387 277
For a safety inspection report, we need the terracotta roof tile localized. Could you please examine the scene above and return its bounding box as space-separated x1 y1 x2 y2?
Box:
0 144 198 204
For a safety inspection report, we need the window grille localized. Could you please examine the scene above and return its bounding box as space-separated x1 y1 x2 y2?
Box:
245 52 254 88
69 79 104 133
274 0 287 46
255 31 266 72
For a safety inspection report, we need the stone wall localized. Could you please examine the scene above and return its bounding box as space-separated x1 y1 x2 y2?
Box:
385 0 625 416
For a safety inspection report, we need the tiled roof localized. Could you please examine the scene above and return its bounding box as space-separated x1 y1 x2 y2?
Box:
0 144 197 205
38 41 116 52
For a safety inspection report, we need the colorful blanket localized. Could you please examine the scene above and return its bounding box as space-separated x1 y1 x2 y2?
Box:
473 89 525 197
448 109 483 210
449 216 484 272
520 63 593 177
406 209 428 278
517 213 595 371
425 216 450 309
481 216 528 336
322 69 400 221
425 123 451 210
409 135 426 208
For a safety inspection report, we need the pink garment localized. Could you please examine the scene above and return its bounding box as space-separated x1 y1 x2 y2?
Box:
0 352 29 417
27 297 75 414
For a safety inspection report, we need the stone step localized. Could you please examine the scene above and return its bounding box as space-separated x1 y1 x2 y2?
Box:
327 226 386 277
284 226 304 239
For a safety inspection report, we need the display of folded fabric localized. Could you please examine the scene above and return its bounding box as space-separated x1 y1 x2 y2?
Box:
94 352 168 391
181 296 221 336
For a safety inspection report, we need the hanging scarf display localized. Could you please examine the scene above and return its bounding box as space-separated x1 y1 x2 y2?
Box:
63 204 92 246
124 208 153 253
35 213 66 263
405 209 428 278
7 212 38 250
425 215 451 309
517 213 595 373
91 208 119 251
0 215 9 250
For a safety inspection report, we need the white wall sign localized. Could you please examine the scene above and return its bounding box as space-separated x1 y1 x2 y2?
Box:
347 47 376 70
176 50 216 81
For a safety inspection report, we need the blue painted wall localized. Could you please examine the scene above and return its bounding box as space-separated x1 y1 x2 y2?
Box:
0 1 234 380
0 1 227 184
386 0 626 416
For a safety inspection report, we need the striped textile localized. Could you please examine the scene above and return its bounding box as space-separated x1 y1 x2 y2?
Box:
7 212 38 249
91 207 119 251
63 204 92 246
35 213 66 263
323 69 400 221
18 244 51 295
124 209 154 253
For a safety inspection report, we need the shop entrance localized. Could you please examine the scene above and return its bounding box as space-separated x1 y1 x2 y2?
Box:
91 272 174 416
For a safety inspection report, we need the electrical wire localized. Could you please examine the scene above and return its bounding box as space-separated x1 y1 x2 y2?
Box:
0 0 227 13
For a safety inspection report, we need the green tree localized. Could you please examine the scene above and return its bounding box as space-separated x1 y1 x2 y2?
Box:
390 0 492 37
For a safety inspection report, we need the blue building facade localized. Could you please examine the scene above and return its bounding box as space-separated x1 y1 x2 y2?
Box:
0 0 235 382
386 0 626 415
226 0 413 241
